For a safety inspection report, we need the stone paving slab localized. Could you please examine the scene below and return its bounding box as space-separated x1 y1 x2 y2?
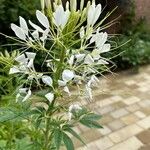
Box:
74 65 150 150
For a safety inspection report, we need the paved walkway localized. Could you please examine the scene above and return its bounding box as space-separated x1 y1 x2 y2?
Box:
73 65 150 150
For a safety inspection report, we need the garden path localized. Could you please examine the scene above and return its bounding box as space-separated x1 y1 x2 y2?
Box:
74 65 150 150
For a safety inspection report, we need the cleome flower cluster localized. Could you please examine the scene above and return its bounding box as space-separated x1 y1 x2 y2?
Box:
9 0 111 120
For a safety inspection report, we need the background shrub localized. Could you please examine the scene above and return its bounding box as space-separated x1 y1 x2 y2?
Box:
0 0 40 44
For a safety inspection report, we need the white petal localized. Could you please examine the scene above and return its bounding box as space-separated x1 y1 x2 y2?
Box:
62 69 74 82
16 93 21 102
25 52 36 60
70 0 77 11
84 54 94 64
92 75 99 83
45 93 54 103
96 32 108 48
101 44 111 53
69 104 82 112
66 1 69 10
87 4 95 26
68 55 74 66
58 80 66 86
91 49 100 60
40 29 50 42
92 4 101 26
19 16 28 35
75 54 85 62
15 54 26 63
42 75 53 86
9 66 20 74
64 86 71 96
22 89 31 102
61 10 70 29
29 20 44 33
80 26 85 39
11 23 26 41
27 59 34 68
97 59 109 65
36 10 50 28
53 5 64 27
32 30 39 39
90 28 100 44
88 75 99 87
90 34 96 44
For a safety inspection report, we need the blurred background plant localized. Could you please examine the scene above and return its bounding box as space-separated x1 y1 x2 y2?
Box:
112 19 150 71
0 0 40 36
0 50 20 103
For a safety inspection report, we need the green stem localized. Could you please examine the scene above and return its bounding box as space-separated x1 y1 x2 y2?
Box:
43 117 51 150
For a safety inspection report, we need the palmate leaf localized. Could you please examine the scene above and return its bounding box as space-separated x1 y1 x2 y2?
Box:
54 130 62 150
0 107 34 123
82 113 102 121
80 119 103 129
62 132 74 150
15 137 41 150
79 112 103 129
65 128 86 146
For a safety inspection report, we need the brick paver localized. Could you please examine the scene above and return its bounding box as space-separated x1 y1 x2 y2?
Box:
75 65 150 150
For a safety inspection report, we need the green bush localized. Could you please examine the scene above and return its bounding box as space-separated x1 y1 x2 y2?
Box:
0 0 40 36
107 0 150 70
111 20 150 70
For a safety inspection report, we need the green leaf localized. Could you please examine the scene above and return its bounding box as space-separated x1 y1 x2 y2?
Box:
54 130 62 150
34 115 42 129
62 132 74 150
66 128 86 146
80 119 103 129
0 107 33 123
83 113 102 121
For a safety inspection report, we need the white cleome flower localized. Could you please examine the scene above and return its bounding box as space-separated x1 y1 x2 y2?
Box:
45 92 54 103
68 104 82 120
69 104 82 112
88 75 99 87
11 23 27 41
87 2 102 27
62 69 74 82
53 5 70 29
22 89 32 102
9 52 36 75
42 75 53 87
90 31 108 49
16 88 32 102
11 14 50 43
